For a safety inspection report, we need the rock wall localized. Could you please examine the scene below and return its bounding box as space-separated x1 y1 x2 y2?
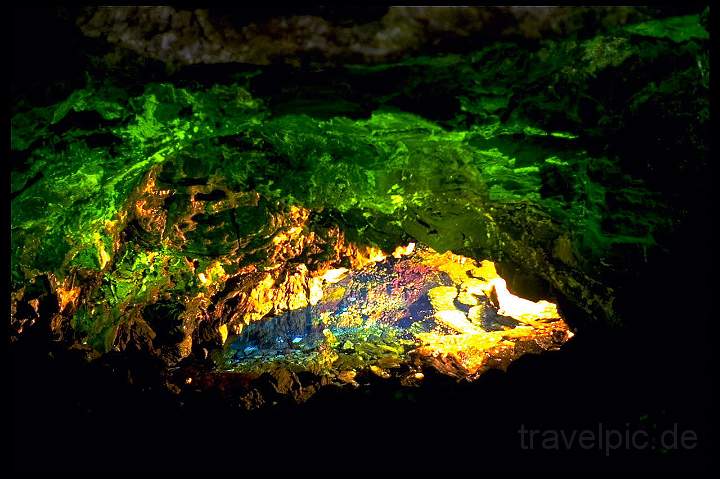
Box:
10 9 710 393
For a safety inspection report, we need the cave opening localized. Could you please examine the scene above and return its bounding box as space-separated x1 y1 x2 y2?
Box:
10 6 711 472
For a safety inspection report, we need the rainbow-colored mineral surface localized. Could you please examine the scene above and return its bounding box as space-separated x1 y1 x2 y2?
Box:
204 246 571 406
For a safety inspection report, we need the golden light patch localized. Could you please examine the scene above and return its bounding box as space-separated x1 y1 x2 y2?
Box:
489 277 560 323
218 324 229 344
322 268 349 283
57 286 81 312
392 242 416 258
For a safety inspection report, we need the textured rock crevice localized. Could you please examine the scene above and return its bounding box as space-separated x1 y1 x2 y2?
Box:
10 8 710 405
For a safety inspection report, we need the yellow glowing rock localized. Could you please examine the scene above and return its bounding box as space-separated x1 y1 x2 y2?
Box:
489 278 560 322
316 311 333 327
285 284 309 310
418 331 503 352
337 370 358 385
438 259 472 284
392 242 416 258
242 273 276 323
415 324 566 375
218 324 228 344
197 262 228 288
272 232 288 245
205 261 227 284
308 277 324 306
469 260 500 281
367 247 387 263
322 328 339 346
460 278 488 297
417 249 472 283
324 286 346 302
457 290 479 306
416 331 504 374
467 305 485 323
56 286 81 312
322 268 349 284
434 310 481 334
346 243 390 269
336 309 364 328
370 365 391 379
427 286 458 311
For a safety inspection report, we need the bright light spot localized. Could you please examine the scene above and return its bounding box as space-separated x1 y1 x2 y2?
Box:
322 268 349 283
218 324 228 344
489 277 560 323
392 242 416 258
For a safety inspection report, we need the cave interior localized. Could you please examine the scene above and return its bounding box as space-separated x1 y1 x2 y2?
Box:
10 6 713 472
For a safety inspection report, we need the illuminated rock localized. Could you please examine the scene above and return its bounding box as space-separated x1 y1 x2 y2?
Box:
308 277 324 306
434 310 481 334
211 246 571 406
460 278 489 297
457 290 479 306
10 10 707 409
427 286 459 311
489 277 560 323
322 268 349 284
467 304 485 324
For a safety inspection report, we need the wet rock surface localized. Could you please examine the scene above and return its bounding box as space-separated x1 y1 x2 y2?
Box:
10 8 712 470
